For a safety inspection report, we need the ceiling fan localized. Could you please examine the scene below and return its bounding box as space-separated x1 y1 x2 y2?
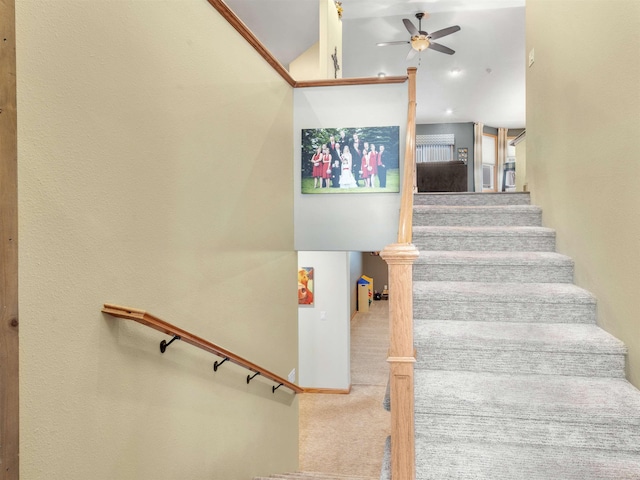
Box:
377 12 461 60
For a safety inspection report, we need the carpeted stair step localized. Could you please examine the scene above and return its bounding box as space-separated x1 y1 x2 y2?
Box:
413 281 596 324
380 436 390 480
411 440 640 480
381 432 640 480
418 414 640 462
414 321 626 377
414 251 574 283
412 226 556 251
413 205 542 227
414 370 640 444
414 192 531 206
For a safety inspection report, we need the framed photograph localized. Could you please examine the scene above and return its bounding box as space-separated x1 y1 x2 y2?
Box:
298 267 314 306
458 147 468 164
301 126 400 194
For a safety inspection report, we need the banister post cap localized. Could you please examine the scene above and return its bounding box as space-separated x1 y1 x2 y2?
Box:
380 243 419 264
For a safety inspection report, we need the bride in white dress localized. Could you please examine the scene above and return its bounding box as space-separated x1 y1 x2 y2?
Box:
339 145 358 188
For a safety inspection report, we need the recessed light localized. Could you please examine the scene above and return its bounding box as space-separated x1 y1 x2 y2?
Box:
446 108 453 115
450 68 462 76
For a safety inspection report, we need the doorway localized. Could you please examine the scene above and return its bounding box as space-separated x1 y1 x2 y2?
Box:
482 132 498 192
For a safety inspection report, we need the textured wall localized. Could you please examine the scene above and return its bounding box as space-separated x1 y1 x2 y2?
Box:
526 0 640 386
16 1 297 478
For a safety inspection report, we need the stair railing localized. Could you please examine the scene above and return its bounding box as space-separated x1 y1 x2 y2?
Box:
380 67 419 480
102 304 303 394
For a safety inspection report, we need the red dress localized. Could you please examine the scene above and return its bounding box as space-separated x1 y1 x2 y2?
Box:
312 153 324 178
322 153 332 179
370 150 378 175
361 152 371 178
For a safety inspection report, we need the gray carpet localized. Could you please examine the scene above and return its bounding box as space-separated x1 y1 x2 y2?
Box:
412 225 556 252
382 192 640 479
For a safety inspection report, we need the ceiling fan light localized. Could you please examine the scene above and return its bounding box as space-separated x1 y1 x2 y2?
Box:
411 35 430 52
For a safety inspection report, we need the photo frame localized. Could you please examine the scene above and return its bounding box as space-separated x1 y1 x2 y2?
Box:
458 147 468 164
301 126 400 194
298 267 314 306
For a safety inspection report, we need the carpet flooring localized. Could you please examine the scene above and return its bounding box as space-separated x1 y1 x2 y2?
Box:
298 301 390 479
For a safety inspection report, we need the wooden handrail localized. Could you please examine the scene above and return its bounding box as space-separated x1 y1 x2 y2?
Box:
102 304 303 394
398 67 417 243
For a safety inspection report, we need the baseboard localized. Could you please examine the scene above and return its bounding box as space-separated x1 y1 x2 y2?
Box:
302 385 352 394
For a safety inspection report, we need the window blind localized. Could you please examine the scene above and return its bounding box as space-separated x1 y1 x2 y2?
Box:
416 134 455 163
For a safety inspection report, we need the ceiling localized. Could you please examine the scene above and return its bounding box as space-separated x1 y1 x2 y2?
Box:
223 0 525 128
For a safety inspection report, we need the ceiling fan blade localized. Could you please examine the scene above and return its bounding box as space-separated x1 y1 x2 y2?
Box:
377 40 410 47
428 42 455 55
402 18 420 36
428 25 461 40
406 48 417 61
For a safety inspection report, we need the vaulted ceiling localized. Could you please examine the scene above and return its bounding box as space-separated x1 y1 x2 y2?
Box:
224 0 525 128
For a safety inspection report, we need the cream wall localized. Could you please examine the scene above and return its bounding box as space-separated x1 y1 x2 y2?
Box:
290 0 342 80
289 42 321 80
16 1 297 479
320 0 342 79
526 0 640 386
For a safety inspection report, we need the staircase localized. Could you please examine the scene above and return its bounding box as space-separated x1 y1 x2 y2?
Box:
380 192 640 479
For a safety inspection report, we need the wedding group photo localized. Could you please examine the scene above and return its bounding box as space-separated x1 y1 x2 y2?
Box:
301 126 400 194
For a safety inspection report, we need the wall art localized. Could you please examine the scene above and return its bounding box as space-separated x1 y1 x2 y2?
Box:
301 126 400 194
298 267 314 306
